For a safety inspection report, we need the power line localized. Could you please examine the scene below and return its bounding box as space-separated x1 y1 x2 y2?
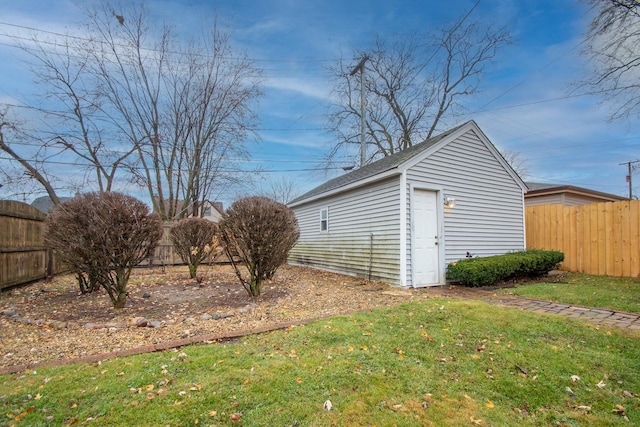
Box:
0 154 347 173
0 21 338 64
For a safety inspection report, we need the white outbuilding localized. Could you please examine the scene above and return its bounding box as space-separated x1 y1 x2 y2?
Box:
288 120 527 287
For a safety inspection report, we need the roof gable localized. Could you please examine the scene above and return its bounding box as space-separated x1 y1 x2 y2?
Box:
290 120 524 206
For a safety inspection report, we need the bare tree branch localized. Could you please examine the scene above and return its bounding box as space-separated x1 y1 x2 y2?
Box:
327 14 510 164
0 111 61 204
582 0 640 120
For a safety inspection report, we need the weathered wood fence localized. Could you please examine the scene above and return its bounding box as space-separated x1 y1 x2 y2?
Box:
0 200 65 289
1 200 221 289
526 200 640 277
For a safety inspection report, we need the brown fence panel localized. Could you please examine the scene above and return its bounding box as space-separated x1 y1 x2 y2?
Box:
1 206 224 288
146 222 224 267
526 200 640 278
0 200 55 289
146 222 181 267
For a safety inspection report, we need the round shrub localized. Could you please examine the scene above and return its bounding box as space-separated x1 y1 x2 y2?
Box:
45 192 163 308
219 196 299 297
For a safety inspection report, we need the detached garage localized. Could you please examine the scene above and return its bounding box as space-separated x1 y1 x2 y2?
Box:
288 120 527 287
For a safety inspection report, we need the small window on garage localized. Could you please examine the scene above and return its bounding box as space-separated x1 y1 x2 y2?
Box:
320 208 329 232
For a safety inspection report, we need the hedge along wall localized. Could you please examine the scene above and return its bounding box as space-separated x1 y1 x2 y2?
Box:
0 200 65 289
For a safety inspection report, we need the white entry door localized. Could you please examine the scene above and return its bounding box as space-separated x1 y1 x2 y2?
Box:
413 189 440 286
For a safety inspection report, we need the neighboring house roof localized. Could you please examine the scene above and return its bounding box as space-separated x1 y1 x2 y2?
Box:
525 182 626 202
31 196 73 214
290 120 525 206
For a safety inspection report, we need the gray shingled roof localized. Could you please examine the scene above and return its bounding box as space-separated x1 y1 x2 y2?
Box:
524 182 557 192
31 196 73 213
290 122 470 205
524 181 625 200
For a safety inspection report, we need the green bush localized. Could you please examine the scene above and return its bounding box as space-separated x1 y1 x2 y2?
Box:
446 249 564 287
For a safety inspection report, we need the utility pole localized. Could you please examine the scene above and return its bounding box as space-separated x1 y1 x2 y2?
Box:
620 160 640 199
350 55 368 168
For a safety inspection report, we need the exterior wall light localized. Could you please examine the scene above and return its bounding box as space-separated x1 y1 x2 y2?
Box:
444 196 456 208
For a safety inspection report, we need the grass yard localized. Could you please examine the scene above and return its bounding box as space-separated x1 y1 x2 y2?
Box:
1 298 639 426
496 273 640 313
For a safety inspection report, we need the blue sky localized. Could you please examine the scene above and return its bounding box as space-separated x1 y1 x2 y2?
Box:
0 0 638 205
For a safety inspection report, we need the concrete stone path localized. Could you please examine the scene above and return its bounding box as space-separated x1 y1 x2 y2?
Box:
428 286 640 330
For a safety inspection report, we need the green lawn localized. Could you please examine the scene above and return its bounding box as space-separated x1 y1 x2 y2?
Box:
496 273 640 313
1 299 639 426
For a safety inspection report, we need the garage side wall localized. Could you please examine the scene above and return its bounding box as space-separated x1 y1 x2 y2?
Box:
405 129 525 284
289 176 402 285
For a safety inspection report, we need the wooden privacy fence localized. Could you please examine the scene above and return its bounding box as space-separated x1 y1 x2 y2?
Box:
0 200 65 289
1 202 222 289
526 200 640 277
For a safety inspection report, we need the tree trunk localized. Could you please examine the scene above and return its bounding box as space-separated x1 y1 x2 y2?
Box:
114 290 127 309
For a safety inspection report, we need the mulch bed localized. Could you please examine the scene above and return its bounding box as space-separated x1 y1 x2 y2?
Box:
0 264 433 372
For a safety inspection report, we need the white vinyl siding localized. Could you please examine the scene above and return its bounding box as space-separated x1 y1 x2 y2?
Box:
289 122 526 288
405 128 525 274
289 177 402 285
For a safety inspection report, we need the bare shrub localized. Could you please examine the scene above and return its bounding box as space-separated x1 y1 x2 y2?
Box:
44 196 101 294
45 192 163 308
219 196 299 297
169 218 220 279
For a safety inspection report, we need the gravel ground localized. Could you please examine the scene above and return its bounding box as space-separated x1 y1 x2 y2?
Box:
0 264 431 370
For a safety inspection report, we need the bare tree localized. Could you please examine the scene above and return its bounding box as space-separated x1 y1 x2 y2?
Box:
500 149 530 180
83 1 261 219
260 176 301 205
1 1 261 217
167 24 262 218
327 14 510 164
22 38 134 192
582 0 640 121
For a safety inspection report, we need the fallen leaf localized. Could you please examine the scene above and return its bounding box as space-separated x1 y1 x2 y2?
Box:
612 404 626 416
470 416 483 425
485 400 495 408
575 405 591 411
209 410 217 417
622 390 634 398
230 412 242 422
596 380 606 389
421 332 434 342
323 400 333 411
570 375 580 382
